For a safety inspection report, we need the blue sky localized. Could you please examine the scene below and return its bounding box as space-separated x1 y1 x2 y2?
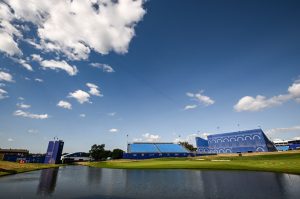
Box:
0 0 300 153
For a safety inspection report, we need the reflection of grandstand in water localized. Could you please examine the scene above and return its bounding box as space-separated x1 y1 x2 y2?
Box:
196 129 277 154
37 168 59 196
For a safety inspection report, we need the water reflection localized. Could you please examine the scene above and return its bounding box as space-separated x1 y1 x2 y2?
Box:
0 166 299 199
37 168 59 196
87 166 102 185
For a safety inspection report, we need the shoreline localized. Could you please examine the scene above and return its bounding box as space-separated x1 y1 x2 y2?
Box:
79 151 300 175
0 161 61 177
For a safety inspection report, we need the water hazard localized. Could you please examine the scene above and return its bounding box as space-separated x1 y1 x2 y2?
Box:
0 166 299 199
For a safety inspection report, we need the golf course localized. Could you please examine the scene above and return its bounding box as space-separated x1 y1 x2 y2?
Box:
0 161 60 177
80 151 300 175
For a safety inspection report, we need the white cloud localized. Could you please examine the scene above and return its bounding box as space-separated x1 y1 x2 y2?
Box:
0 32 22 56
293 137 300 140
142 133 160 142
31 54 43 62
14 109 49 119
8 138 14 142
266 125 300 136
108 112 116 116
288 81 300 97
18 97 24 100
40 59 78 76
16 102 31 109
0 71 13 82
185 91 215 109
68 90 90 104
234 80 300 112
184 104 198 110
1 0 146 60
35 78 43 82
133 138 142 142
0 88 8 99
109 128 118 133
0 3 22 56
79 113 86 118
27 129 38 134
86 83 102 96
16 58 33 71
57 100 72 109
173 133 202 143
90 63 115 73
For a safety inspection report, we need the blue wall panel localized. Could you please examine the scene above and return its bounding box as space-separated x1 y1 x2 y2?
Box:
123 153 193 159
44 140 64 164
196 129 277 154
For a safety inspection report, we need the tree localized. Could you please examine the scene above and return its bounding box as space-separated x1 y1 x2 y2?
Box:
89 144 106 161
111 149 124 159
179 142 197 152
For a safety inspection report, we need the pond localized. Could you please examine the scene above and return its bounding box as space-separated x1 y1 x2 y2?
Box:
0 166 299 199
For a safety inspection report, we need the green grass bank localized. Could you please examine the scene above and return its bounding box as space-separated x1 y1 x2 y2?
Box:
80 151 300 175
0 161 60 177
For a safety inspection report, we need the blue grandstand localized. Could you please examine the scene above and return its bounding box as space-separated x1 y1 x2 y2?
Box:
196 129 277 154
123 142 192 159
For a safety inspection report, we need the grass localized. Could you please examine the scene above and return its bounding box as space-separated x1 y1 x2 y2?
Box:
0 161 60 177
80 151 300 175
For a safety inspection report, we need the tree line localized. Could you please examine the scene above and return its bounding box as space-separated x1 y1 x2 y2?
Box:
89 144 124 161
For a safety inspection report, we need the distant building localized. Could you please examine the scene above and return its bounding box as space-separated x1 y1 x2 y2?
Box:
61 152 90 163
288 139 300 150
0 149 29 160
274 139 300 151
44 140 64 164
123 142 192 159
196 129 277 154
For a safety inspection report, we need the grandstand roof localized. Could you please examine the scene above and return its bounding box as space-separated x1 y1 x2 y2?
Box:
128 143 190 153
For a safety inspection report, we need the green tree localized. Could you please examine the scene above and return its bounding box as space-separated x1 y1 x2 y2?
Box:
111 149 124 159
89 144 106 161
179 142 197 152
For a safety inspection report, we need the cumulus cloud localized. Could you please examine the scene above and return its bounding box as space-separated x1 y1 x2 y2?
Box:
0 71 13 82
8 138 14 142
266 125 300 136
0 0 146 60
79 113 86 118
14 110 49 119
16 102 31 109
68 90 90 104
15 58 33 71
0 32 22 56
234 80 300 112
90 63 115 73
142 133 160 142
0 88 8 99
31 54 43 62
86 83 102 96
40 59 78 76
57 100 72 109
184 104 198 110
35 78 43 82
109 128 118 133
185 91 214 109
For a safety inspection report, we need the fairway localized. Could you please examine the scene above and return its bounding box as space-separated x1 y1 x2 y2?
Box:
81 151 300 175
0 161 60 177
